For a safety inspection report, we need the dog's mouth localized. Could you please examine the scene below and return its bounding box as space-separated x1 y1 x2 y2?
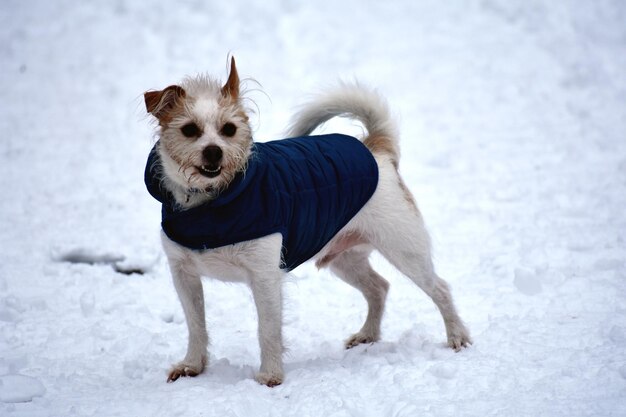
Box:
197 165 222 178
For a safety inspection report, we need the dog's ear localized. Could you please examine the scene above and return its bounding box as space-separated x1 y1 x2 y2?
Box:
144 85 186 122
221 56 240 100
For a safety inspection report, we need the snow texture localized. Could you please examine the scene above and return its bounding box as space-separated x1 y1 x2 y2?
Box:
0 375 46 403
1 0 625 416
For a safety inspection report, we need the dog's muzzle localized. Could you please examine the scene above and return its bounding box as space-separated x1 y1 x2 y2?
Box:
199 145 223 178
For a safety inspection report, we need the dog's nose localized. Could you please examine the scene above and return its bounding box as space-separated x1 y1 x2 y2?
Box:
202 145 223 164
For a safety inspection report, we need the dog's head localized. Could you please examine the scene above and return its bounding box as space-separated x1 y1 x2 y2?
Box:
144 57 253 199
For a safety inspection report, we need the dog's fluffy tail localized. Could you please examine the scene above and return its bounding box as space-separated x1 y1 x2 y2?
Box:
287 82 400 164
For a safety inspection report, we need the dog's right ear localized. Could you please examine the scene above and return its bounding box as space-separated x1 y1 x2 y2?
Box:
144 85 186 122
221 57 240 100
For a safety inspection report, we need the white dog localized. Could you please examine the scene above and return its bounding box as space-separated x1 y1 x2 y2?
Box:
143 57 471 387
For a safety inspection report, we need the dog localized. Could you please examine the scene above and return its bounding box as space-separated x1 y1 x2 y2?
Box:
143 57 471 387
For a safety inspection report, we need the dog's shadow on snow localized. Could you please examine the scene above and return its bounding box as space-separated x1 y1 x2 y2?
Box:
286 340 412 371
176 342 401 386
285 338 453 375
199 358 257 386
185 338 456 387
192 345 398 387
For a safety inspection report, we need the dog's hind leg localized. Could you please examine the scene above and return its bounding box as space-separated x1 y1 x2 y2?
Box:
370 206 471 350
167 263 208 382
329 248 390 348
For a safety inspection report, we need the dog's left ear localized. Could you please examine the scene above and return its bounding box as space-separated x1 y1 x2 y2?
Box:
221 56 240 100
144 85 186 123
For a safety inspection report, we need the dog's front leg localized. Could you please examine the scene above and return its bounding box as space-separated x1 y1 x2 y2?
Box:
167 262 208 382
250 270 284 387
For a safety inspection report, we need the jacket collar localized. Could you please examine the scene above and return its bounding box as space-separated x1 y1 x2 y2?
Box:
145 142 259 212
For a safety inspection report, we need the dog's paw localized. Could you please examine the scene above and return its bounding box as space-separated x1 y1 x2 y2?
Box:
447 325 473 352
254 371 284 387
345 332 379 349
167 361 205 383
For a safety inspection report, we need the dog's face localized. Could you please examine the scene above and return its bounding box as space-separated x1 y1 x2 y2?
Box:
144 58 253 195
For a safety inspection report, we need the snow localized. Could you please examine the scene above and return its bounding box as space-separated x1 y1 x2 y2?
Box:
0 375 46 404
1 0 626 416
513 267 543 296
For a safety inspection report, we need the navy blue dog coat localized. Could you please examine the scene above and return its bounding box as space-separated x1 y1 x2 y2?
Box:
145 134 379 271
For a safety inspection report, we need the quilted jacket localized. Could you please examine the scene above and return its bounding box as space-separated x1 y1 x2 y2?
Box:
145 134 379 271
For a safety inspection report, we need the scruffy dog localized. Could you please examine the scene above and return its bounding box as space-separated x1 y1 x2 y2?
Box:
143 58 471 387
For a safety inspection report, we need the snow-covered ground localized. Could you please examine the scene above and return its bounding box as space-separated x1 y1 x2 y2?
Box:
1 0 625 416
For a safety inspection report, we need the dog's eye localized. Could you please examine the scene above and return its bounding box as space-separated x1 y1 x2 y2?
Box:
181 123 201 138
220 122 237 137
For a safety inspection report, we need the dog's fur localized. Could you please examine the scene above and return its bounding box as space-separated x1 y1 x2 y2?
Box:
144 58 471 387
